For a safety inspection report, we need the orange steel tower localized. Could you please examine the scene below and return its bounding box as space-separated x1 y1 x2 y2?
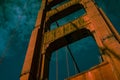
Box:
20 0 120 80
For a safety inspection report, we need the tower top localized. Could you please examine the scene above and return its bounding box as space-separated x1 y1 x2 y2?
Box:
20 0 120 80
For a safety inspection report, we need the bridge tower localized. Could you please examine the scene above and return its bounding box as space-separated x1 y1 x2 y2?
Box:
20 0 120 80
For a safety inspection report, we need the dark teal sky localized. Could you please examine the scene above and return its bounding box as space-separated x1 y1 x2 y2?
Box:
0 0 120 80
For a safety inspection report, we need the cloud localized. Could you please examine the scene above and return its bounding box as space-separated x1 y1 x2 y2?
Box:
0 0 41 59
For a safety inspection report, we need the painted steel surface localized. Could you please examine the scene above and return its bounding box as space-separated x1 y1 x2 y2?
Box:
20 0 120 80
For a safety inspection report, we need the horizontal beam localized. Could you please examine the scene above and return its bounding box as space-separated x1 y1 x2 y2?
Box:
47 0 64 8
46 0 83 22
43 15 89 45
46 28 90 54
66 62 117 80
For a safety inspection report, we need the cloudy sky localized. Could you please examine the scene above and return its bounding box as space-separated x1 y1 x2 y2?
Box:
0 0 120 80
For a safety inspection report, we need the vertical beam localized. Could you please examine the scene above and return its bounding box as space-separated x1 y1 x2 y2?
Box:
82 0 120 79
81 0 112 39
98 8 120 43
20 27 40 80
20 0 47 80
39 53 50 80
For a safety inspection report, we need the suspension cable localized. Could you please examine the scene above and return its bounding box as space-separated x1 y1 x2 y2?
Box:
56 51 58 80
66 46 80 73
65 47 70 77
54 21 80 73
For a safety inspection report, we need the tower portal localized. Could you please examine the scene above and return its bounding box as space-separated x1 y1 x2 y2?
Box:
20 0 120 80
